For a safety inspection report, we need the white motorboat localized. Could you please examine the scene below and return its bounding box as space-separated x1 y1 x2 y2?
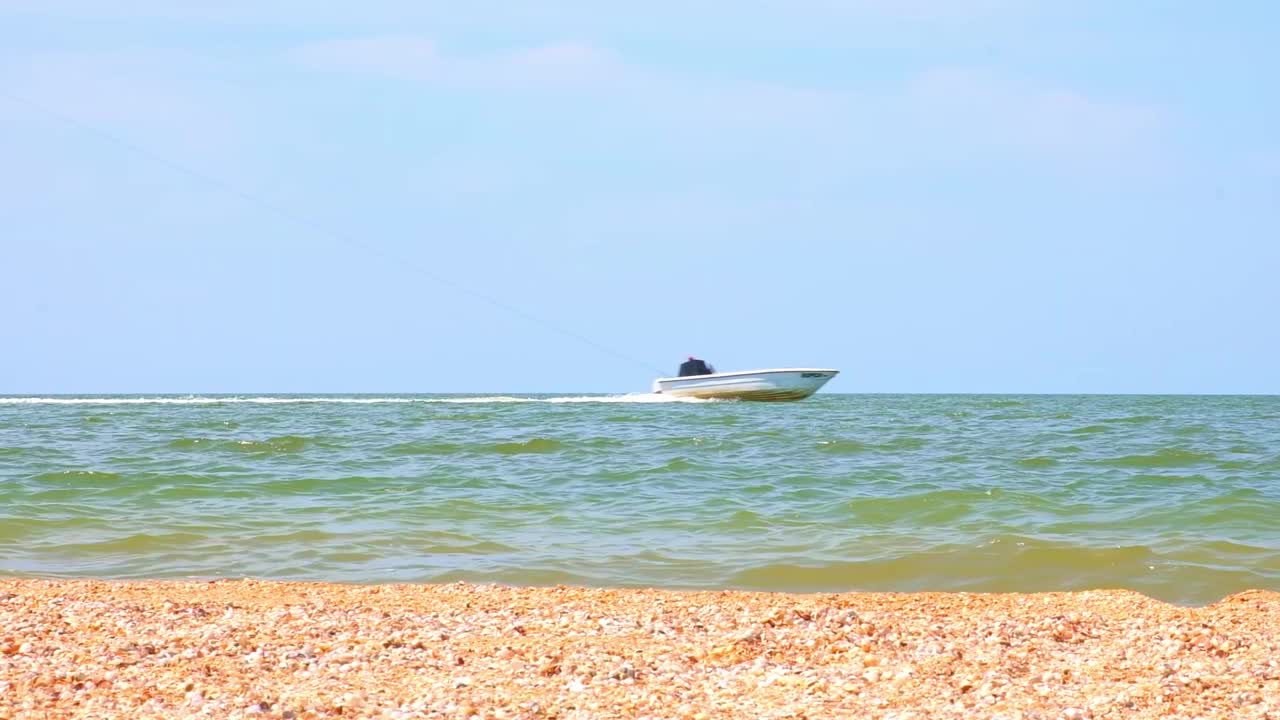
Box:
652 368 839 401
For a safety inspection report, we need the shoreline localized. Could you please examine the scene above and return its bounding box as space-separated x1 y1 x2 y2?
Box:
3 579 1278 719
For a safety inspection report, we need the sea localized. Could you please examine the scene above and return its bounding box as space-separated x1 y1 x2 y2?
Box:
1 394 1277 606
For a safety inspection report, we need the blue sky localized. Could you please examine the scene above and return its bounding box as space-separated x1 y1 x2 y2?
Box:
2 1 1277 394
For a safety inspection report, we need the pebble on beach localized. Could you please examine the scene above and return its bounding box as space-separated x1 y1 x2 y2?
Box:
1 579 1278 719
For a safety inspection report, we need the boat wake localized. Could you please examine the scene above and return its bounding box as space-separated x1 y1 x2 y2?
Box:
420 394 717 404
545 394 716 404
0 394 718 406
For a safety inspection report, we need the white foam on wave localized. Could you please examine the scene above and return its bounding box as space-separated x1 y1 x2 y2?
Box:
549 393 715 404
430 394 713 404
0 394 715 406
0 397 415 405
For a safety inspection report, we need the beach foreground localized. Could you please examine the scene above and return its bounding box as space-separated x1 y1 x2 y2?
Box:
2 580 1278 719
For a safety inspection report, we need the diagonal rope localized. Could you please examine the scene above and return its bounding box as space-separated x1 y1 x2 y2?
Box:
1 90 668 378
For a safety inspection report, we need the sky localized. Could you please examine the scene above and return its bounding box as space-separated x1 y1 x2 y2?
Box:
2 1 1277 394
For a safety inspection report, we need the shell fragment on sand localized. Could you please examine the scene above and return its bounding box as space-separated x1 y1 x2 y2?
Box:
2 579 1279 719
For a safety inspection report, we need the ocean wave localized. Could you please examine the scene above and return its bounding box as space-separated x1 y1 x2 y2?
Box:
1096 448 1217 468
816 437 928 453
1128 473 1212 485
1015 457 1059 468
58 531 211 553
167 436 312 453
387 441 465 455
724 540 1277 604
388 438 565 455
844 489 1001 524
816 439 871 454
595 458 699 481
29 470 122 484
6 394 1278 604
1068 425 1111 434
660 437 741 451
489 438 565 454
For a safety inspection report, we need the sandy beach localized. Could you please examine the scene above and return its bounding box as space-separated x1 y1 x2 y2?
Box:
1 580 1277 719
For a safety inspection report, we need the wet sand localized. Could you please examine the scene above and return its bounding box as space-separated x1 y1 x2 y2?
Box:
2 579 1278 719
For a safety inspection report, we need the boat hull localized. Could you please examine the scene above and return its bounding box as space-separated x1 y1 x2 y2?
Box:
652 369 838 402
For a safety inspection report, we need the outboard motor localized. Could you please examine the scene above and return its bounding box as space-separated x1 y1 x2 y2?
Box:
679 357 713 377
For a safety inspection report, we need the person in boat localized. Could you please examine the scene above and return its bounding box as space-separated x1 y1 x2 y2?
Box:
678 356 715 377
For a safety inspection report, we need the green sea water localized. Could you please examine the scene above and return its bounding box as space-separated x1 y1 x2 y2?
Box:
1 394 1277 605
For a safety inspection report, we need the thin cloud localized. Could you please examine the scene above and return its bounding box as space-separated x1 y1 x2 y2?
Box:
0 49 248 166
290 36 1169 175
905 67 1169 172
290 35 843 135
4 0 1031 24
290 36 627 91
809 0 1030 20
